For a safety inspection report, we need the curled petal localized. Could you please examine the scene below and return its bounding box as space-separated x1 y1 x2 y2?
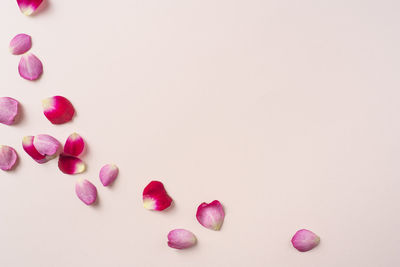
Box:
167 229 197 249
33 134 60 158
22 136 47 163
58 154 85 175
291 229 320 252
42 96 75 124
18 53 43 81
64 133 84 156
75 179 97 205
17 0 43 16
196 200 225 231
99 164 119 186
143 180 172 211
9 34 32 55
0 145 18 171
0 97 19 125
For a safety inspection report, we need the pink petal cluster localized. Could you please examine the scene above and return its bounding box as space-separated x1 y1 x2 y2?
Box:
167 229 197 249
196 200 225 231
0 145 18 171
291 229 320 252
42 96 75 124
22 134 60 164
0 97 19 125
143 181 173 211
16 0 43 16
75 178 97 205
9 34 32 55
18 53 43 81
99 164 119 186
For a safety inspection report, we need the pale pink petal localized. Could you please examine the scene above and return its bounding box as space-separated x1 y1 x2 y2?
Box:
196 200 225 231
75 178 97 205
42 96 75 124
143 180 173 211
0 97 19 125
33 134 60 158
167 229 197 249
99 164 119 186
58 154 85 175
291 229 320 252
9 34 32 55
16 0 43 15
22 136 48 163
64 133 84 156
0 145 18 171
18 53 43 81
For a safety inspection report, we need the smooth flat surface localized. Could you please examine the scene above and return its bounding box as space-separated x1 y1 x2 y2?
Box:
1 1 400 266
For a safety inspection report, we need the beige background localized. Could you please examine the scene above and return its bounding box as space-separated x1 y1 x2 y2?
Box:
1 0 400 266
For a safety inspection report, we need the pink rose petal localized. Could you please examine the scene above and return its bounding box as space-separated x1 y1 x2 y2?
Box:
16 0 43 15
18 53 43 81
196 200 225 231
42 96 75 124
9 34 32 55
0 97 19 125
143 180 173 211
33 134 60 158
291 229 320 252
22 136 48 163
58 154 86 175
99 164 119 186
0 145 18 171
167 229 197 249
75 178 97 205
64 133 84 156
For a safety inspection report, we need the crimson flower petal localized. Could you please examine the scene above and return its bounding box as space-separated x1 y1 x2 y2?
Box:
16 0 43 16
196 200 225 231
22 136 47 163
291 229 320 252
18 53 43 81
99 164 119 186
75 178 97 205
9 34 32 55
167 229 197 249
58 154 85 175
64 133 84 156
0 145 18 171
42 96 75 124
0 97 19 125
143 180 173 211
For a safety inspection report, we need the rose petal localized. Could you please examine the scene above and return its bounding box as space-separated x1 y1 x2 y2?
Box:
58 154 86 175
33 134 60 158
75 178 97 205
18 53 43 81
0 97 19 125
0 145 18 171
64 133 84 156
9 34 32 55
22 136 48 163
196 200 225 231
16 0 43 15
99 164 119 186
167 229 197 249
143 180 173 211
42 96 75 124
291 229 320 252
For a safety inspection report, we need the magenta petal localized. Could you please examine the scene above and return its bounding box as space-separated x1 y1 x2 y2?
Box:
0 146 18 171
58 154 86 175
16 0 43 15
42 96 75 124
196 200 225 231
22 136 48 163
9 34 32 55
75 179 97 205
18 53 43 81
99 164 119 186
64 133 84 156
143 181 173 211
167 229 197 249
33 134 60 158
291 229 320 252
0 97 19 125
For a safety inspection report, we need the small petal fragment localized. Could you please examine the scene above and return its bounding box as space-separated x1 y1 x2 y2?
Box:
291 229 320 252
17 0 43 16
64 133 84 156
99 164 119 186
18 53 43 81
143 180 173 211
75 178 97 205
196 200 225 231
33 134 60 158
42 96 75 124
58 154 86 175
22 136 47 163
167 229 197 249
9 34 32 55
0 97 19 125
0 145 18 171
